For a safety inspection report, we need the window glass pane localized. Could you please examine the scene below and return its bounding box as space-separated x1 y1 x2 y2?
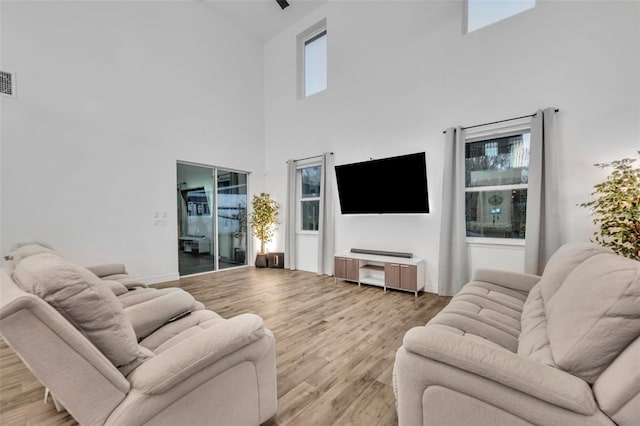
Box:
301 200 320 231
301 166 321 198
465 189 527 239
305 32 327 97
467 0 535 33
465 133 530 187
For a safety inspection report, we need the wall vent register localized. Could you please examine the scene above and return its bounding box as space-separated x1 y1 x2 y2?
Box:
0 71 16 97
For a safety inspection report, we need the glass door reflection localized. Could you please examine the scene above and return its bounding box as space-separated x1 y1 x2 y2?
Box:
177 163 215 276
216 170 248 270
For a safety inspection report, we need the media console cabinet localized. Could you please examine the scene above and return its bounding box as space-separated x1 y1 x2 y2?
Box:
334 252 426 297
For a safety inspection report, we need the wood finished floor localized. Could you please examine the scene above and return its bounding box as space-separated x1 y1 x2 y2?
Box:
0 267 450 426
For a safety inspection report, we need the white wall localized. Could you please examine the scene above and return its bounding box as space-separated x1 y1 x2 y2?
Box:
0 1 265 282
264 1 640 287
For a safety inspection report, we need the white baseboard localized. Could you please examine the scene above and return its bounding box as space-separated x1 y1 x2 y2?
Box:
423 281 438 294
139 273 180 286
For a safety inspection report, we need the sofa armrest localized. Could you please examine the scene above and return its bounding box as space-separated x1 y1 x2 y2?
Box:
86 263 127 278
403 326 597 415
129 313 266 394
472 268 541 293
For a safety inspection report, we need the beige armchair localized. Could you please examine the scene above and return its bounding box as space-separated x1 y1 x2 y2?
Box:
0 244 277 425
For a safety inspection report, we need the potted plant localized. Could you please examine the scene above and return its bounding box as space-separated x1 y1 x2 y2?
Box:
580 155 640 260
250 193 280 267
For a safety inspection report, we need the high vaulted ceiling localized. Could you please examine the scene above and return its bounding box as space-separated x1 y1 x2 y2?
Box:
207 0 327 41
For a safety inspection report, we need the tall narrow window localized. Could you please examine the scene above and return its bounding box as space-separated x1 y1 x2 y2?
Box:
304 31 327 96
466 0 535 33
465 131 530 240
298 20 327 98
299 165 321 231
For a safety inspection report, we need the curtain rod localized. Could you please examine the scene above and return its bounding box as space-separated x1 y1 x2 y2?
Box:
287 152 334 163
442 109 559 134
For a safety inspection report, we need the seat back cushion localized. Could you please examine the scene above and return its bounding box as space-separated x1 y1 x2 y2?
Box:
13 252 152 371
546 253 640 383
593 336 640 426
517 283 555 366
539 242 612 304
5 242 56 275
519 242 611 363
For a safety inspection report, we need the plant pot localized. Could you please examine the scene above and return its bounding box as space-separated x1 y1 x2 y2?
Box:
255 254 268 268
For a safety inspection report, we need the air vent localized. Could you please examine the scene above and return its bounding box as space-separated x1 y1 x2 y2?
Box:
1 71 16 97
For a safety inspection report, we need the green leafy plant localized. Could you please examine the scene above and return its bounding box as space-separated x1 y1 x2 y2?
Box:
580 156 640 260
250 193 280 254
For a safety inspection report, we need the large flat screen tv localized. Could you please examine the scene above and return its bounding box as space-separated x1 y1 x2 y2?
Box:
335 152 430 214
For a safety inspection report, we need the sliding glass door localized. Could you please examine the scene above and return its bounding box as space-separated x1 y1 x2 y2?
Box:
177 163 248 276
216 171 248 270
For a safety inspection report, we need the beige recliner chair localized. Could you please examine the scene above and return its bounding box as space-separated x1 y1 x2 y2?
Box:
0 243 277 425
394 242 640 426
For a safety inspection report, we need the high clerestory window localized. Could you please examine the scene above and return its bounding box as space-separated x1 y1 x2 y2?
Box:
298 19 327 98
465 0 535 33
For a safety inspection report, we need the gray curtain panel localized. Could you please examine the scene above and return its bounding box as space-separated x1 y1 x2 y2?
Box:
438 127 469 296
525 108 561 274
316 152 335 275
284 160 297 270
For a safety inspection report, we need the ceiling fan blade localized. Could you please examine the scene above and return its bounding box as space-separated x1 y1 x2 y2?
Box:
276 0 290 10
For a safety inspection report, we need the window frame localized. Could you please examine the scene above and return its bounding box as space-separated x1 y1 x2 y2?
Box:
297 19 327 99
297 162 322 234
464 124 532 246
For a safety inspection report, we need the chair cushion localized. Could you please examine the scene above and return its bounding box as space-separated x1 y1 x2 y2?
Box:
100 273 147 290
103 279 129 296
427 281 526 352
539 242 612 304
139 310 224 353
13 253 152 371
546 253 640 383
119 287 202 340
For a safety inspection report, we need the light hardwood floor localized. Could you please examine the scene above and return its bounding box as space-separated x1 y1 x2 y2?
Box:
0 267 450 426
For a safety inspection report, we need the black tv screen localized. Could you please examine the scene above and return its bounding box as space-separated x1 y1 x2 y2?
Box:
335 152 430 214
